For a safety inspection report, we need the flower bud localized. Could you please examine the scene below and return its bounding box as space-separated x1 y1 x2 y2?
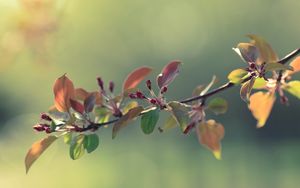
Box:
146 80 152 90
97 77 104 90
129 93 137 99
136 91 145 99
160 86 168 94
33 124 45 132
149 98 157 104
109 81 115 93
40 113 52 121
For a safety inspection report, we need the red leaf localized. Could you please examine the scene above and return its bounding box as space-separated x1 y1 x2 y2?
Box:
70 99 84 114
74 88 89 101
123 67 153 92
53 74 75 112
157 61 181 89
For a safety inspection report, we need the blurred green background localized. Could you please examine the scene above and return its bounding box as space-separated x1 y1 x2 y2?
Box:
0 0 300 187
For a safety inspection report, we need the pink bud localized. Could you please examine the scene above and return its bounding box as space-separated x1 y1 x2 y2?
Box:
109 81 115 93
40 113 52 121
160 86 168 94
136 91 145 99
146 80 152 90
97 77 104 90
149 98 157 104
33 124 45 132
129 93 137 99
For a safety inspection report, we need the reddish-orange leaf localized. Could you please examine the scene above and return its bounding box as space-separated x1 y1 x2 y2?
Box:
53 74 75 112
75 88 89 101
75 89 102 105
112 106 143 139
123 67 152 92
157 61 181 89
70 99 84 114
25 136 57 173
248 92 275 128
196 120 225 160
287 56 300 76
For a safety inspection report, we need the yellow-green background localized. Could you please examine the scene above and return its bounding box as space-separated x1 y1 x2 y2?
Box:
0 0 300 187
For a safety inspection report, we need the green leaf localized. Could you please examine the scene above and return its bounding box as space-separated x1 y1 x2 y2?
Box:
112 106 144 139
141 108 159 134
122 101 139 115
247 34 278 64
64 132 72 145
207 97 228 115
49 121 57 132
94 107 111 124
252 77 266 89
283 80 300 99
84 134 99 153
168 101 191 132
240 77 255 102
25 135 57 173
264 62 293 72
158 115 177 132
227 69 248 84
70 134 85 160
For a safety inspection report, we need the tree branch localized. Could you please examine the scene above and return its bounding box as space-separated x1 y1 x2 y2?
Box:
80 48 300 131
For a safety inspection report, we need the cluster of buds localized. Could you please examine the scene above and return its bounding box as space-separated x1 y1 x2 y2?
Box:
33 124 51 133
97 77 122 117
129 80 168 109
33 113 53 133
246 62 267 80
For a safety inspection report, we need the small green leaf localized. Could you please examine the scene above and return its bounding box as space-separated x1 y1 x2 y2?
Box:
84 134 99 153
112 106 144 139
49 121 57 132
168 101 191 132
252 77 266 89
70 134 85 160
94 107 111 124
141 108 159 134
64 132 72 145
264 62 293 72
25 135 57 173
207 97 228 115
227 69 248 84
283 80 300 99
158 115 177 132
